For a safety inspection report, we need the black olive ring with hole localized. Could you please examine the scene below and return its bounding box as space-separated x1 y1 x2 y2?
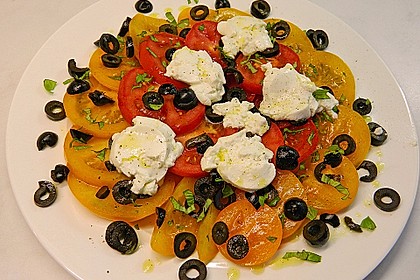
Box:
214 188 236 210
159 23 178 35
98 33 120 55
44 100 66 121
135 0 153 13
34 180 57 208
303 219 330 247
174 232 197 259
271 20 291 40
105 221 138 254
250 0 271 19
190 5 210 21
352 97 372 116
374 187 401 212
112 180 138 205
332 134 356 156
101 54 122 68
368 122 388 146
178 259 207 280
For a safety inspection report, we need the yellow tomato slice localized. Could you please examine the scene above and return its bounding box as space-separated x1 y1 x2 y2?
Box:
197 204 220 264
63 77 130 138
67 173 176 222
178 7 249 26
316 105 371 167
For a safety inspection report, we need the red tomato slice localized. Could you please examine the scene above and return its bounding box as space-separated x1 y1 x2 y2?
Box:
280 119 319 163
138 33 187 88
185 21 225 66
234 44 302 96
262 122 285 159
118 67 205 135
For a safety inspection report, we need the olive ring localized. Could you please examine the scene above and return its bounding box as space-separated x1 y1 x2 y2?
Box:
34 180 57 208
374 187 401 212
190 5 210 21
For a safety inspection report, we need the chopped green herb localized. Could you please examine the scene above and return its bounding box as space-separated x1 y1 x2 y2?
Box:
279 213 285 226
150 35 159 42
168 220 174 226
282 250 322 263
267 196 280 207
73 145 92 151
266 236 278 243
178 18 190 29
306 206 318 220
360 216 376 230
136 73 152 84
222 185 234 198
245 62 258 74
137 30 148 37
198 24 205 31
43 79 57 93
146 47 158 58
197 199 213 222
312 88 330 100
93 148 107 161
311 150 320 162
63 78 73 85
283 127 305 135
327 144 345 155
321 174 349 200
307 131 315 145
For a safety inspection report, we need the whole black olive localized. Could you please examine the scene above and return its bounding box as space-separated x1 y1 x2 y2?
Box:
352 97 372 116
320 213 340 228
307 29 329 50
250 0 271 19
70 128 93 143
158 83 178 95
125 36 134 58
357 160 378 182
174 232 197 259
270 20 291 40
101 54 122 68
174 88 198 110
88 90 115 106
212 221 229 245
50 164 70 183
67 79 91 95
179 28 191 39
227 234 249 259
374 187 401 212
112 180 137 205
165 47 177 61
178 259 207 280
194 175 219 199
67 59 89 79
105 221 138 254
37 131 58 151
205 106 224 123
159 23 178 35
284 197 308 221
95 186 110 199
135 0 153 13
142 91 164 111
303 219 330 246
190 5 210 21
368 122 388 146
275 145 299 170
225 87 247 102
98 33 120 55
155 207 166 228
118 17 132 37
332 134 356 155
259 41 280 58
215 0 231 9
34 180 57 208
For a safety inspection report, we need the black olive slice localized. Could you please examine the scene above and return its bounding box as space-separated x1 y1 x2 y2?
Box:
159 23 178 35
45 100 66 121
205 106 224 123
50 164 70 183
70 128 93 143
101 54 122 68
314 162 327 183
96 186 110 199
135 0 153 13
214 188 236 210
88 90 115 106
212 221 229 245
118 17 132 37
174 88 198 110
99 33 120 55
275 145 299 170
155 207 166 228
303 219 330 246
259 41 280 58
270 20 291 40
125 36 135 58
190 5 210 21
37 131 58 151
186 133 214 154
245 191 260 210
357 160 378 182
307 29 329 50
320 213 340 228
67 59 89 79
179 28 191 39
34 180 57 207
368 122 388 146
158 83 178 95
227 234 249 259
323 151 343 168
112 180 137 205
344 216 363 232
215 0 231 9
374 187 401 212
105 160 117 172
178 259 207 280
174 232 197 259
165 47 177 61
225 87 247 102
105 221 138 254
256 184 279 207
142 91 164 111
284 197 308 221
250 0 271 19
67 79 91 95
332 134 356 156
352 97 372 116
194 175 218 199
224 67 244 84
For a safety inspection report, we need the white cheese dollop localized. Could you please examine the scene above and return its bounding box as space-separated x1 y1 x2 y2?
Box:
259 63 339 121
211 98 269 136
200 130 275 192
109 116 183 196
165 46 226 106
217 16 273 58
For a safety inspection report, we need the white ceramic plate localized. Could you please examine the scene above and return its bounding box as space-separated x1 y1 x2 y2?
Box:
6 0 419 279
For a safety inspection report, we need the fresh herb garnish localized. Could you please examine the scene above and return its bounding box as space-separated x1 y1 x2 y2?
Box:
306 206 318 220
321 174 349 200
282 250 322 263
360 216 376 230
312 88 330 100
196 199 213 222
43 79 57 93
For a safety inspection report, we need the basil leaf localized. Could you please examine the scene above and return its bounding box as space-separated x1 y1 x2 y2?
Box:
222 185 234 198
282 250 322 263
312 88 330 100
43 79 57 93
306 206 318 220
183 190 195 208
196 199 213 222
360 216 377 230
266 236 278 243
